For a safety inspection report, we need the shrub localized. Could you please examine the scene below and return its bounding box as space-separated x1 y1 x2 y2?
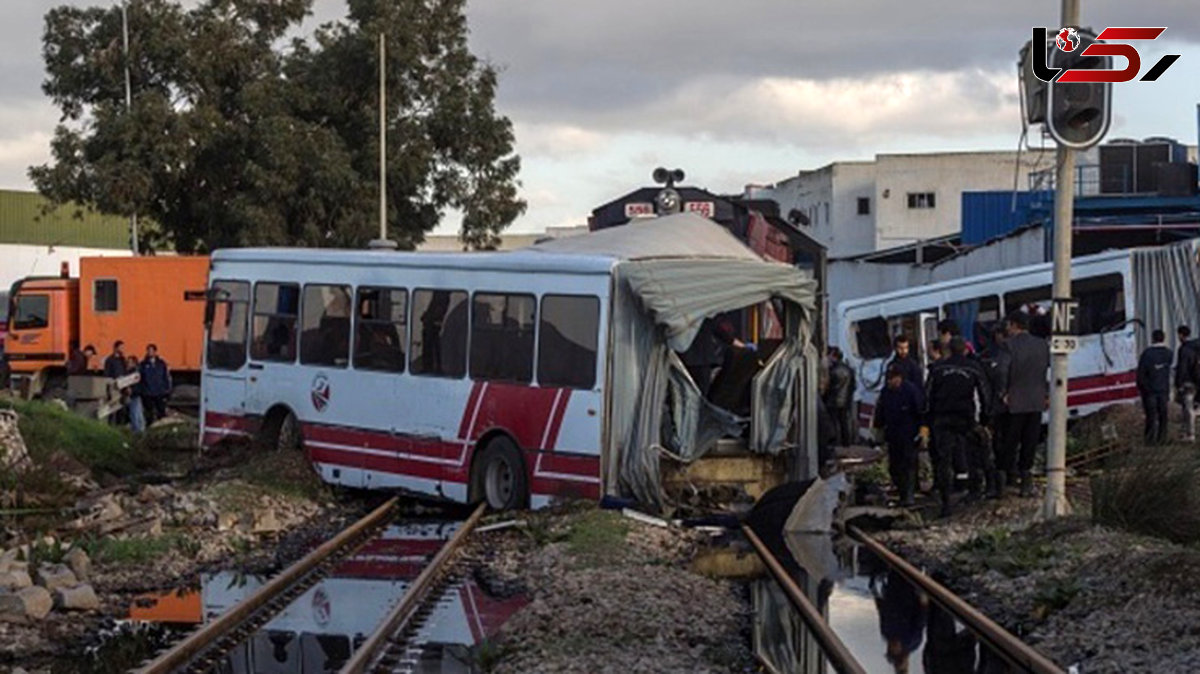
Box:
1091 444 1200 544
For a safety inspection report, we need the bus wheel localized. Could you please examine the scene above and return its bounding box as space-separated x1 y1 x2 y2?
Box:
262 409 302 453
475 438 528 511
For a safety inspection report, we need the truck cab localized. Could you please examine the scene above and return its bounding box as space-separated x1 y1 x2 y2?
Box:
5 275 79 395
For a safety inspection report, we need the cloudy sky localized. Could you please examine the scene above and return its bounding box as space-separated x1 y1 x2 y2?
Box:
2 1 1197 235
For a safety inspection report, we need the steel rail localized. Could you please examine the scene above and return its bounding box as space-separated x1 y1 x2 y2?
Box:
741 524 867 674
136 496 399 674
848 525 1066 674
340 501 488 674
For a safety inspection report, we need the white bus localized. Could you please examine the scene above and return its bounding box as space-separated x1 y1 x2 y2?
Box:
199 214 819 510
835 240 1200 434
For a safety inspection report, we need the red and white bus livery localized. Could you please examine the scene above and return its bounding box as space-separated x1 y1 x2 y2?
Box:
835 240 1200 433
200 214 820 510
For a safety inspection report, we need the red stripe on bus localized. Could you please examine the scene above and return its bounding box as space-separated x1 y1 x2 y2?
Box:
545 389 573 450
308 444 465 483
304 423 465 464
470 383 562 449
458 381 484 439
1068 386 1140 407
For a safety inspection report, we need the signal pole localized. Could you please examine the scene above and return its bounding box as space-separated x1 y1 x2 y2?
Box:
1044 0 1079 518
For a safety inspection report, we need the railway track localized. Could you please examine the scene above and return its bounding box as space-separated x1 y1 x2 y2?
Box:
338 502 487 674
746 522 1067 674
135 497 402 674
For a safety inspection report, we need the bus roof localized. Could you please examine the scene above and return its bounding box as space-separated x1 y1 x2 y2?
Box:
212 212 765 276
836 247 1132 313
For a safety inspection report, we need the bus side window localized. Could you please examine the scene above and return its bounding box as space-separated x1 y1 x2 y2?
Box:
410 289 468 378
251 282 300 362
852 317 890 360
1004 285 1052 338
943 295 999 351
354 287 407 372
538 295 599 389
207 281 249 370
300 284 351 367
470 292 536 384
1074 274 1125 334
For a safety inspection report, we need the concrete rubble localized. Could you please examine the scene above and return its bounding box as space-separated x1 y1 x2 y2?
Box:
0 409 32 474
53 584 100 611
33 565 77 594
0 586 52 623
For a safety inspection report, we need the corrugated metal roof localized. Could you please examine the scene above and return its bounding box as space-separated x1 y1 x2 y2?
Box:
0 190 130 248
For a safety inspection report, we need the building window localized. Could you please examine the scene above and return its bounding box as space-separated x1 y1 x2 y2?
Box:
207 281 250 371
12 294 49 331
857 197 871 215
300 284 352 367
354 287 408 372
250 282 300 362
470 292 536 383
907 192 936 209
539 295 600 389
410 289 468 378
93 280 118 312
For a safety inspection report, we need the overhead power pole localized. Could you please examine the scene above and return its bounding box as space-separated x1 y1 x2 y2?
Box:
122 1 139 255
370 33 396 250
1043 0 1079 518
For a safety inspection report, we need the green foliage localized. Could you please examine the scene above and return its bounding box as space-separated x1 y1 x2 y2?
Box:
564 509 630 567
956 526 1059 577
2 398 148 476
33 0 525 252
1032 576 1081 619
1092 445 1200 544
85 533 193 564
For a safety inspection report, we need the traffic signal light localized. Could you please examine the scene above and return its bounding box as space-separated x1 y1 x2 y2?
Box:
1046 28 1112 149
1018 37 1051 125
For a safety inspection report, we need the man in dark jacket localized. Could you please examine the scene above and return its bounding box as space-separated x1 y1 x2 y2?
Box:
1177 325 1198 442
67 344 97 375
138 344 173 425
103 341 127 378
981 325 1010 497
873 364 924 506
826 347 856 446
887 335 924 389
1138 330 1173 445
926 337 991 516
1001 311 1050 497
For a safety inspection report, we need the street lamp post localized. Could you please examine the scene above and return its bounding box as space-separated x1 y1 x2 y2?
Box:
121 1 139 255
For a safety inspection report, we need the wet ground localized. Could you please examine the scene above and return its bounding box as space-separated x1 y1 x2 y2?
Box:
106 520 526 673
748 529 1019 674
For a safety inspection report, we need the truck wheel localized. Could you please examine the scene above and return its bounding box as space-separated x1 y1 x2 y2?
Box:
474 437 528 511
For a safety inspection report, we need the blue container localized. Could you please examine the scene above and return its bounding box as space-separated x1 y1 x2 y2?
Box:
961 190 1053 244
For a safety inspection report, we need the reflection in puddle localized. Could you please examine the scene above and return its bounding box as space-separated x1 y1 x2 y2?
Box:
752 532 1016 674
128 521 527 673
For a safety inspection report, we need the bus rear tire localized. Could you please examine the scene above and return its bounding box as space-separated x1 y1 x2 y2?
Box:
473 438 528 511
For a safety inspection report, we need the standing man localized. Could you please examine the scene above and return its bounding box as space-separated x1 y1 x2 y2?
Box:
826 347 857 447
926 337 991 516
1137 330 1173 446
1177 326 1199 442
981 325 1011 496
68 344 97 375
138 344 173 425
103 341 127 379
887 335 924 389
873 364 924 507
1002 311 1050 497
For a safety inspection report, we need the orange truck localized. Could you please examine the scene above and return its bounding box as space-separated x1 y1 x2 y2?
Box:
5 256 209 407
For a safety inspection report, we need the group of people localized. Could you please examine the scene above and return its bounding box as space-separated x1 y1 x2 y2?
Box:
1136 325 1200 445
872 312 1050 517
69 340 173 432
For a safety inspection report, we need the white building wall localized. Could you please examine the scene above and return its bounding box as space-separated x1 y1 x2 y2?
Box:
872 151 1051 251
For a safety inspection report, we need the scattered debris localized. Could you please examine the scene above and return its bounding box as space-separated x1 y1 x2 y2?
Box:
0 586 53 623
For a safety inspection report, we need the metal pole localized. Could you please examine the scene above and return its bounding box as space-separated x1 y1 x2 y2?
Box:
1044 0 1079 518
122 2 138 255
379 32 386 241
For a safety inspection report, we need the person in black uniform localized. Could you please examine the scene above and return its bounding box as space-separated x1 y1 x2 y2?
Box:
926 337 991 517
1137 329 1173 445
980 325 1010 497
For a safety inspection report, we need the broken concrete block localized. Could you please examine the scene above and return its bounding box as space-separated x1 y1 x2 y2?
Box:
217 511 238 532
0 586 53 622
54 584 100 611
35 564 77 593
252 508 281 534
0 570 32 591
63 547 91 583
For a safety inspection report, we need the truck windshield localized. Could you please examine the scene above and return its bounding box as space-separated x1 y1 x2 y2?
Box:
12 294 49 330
